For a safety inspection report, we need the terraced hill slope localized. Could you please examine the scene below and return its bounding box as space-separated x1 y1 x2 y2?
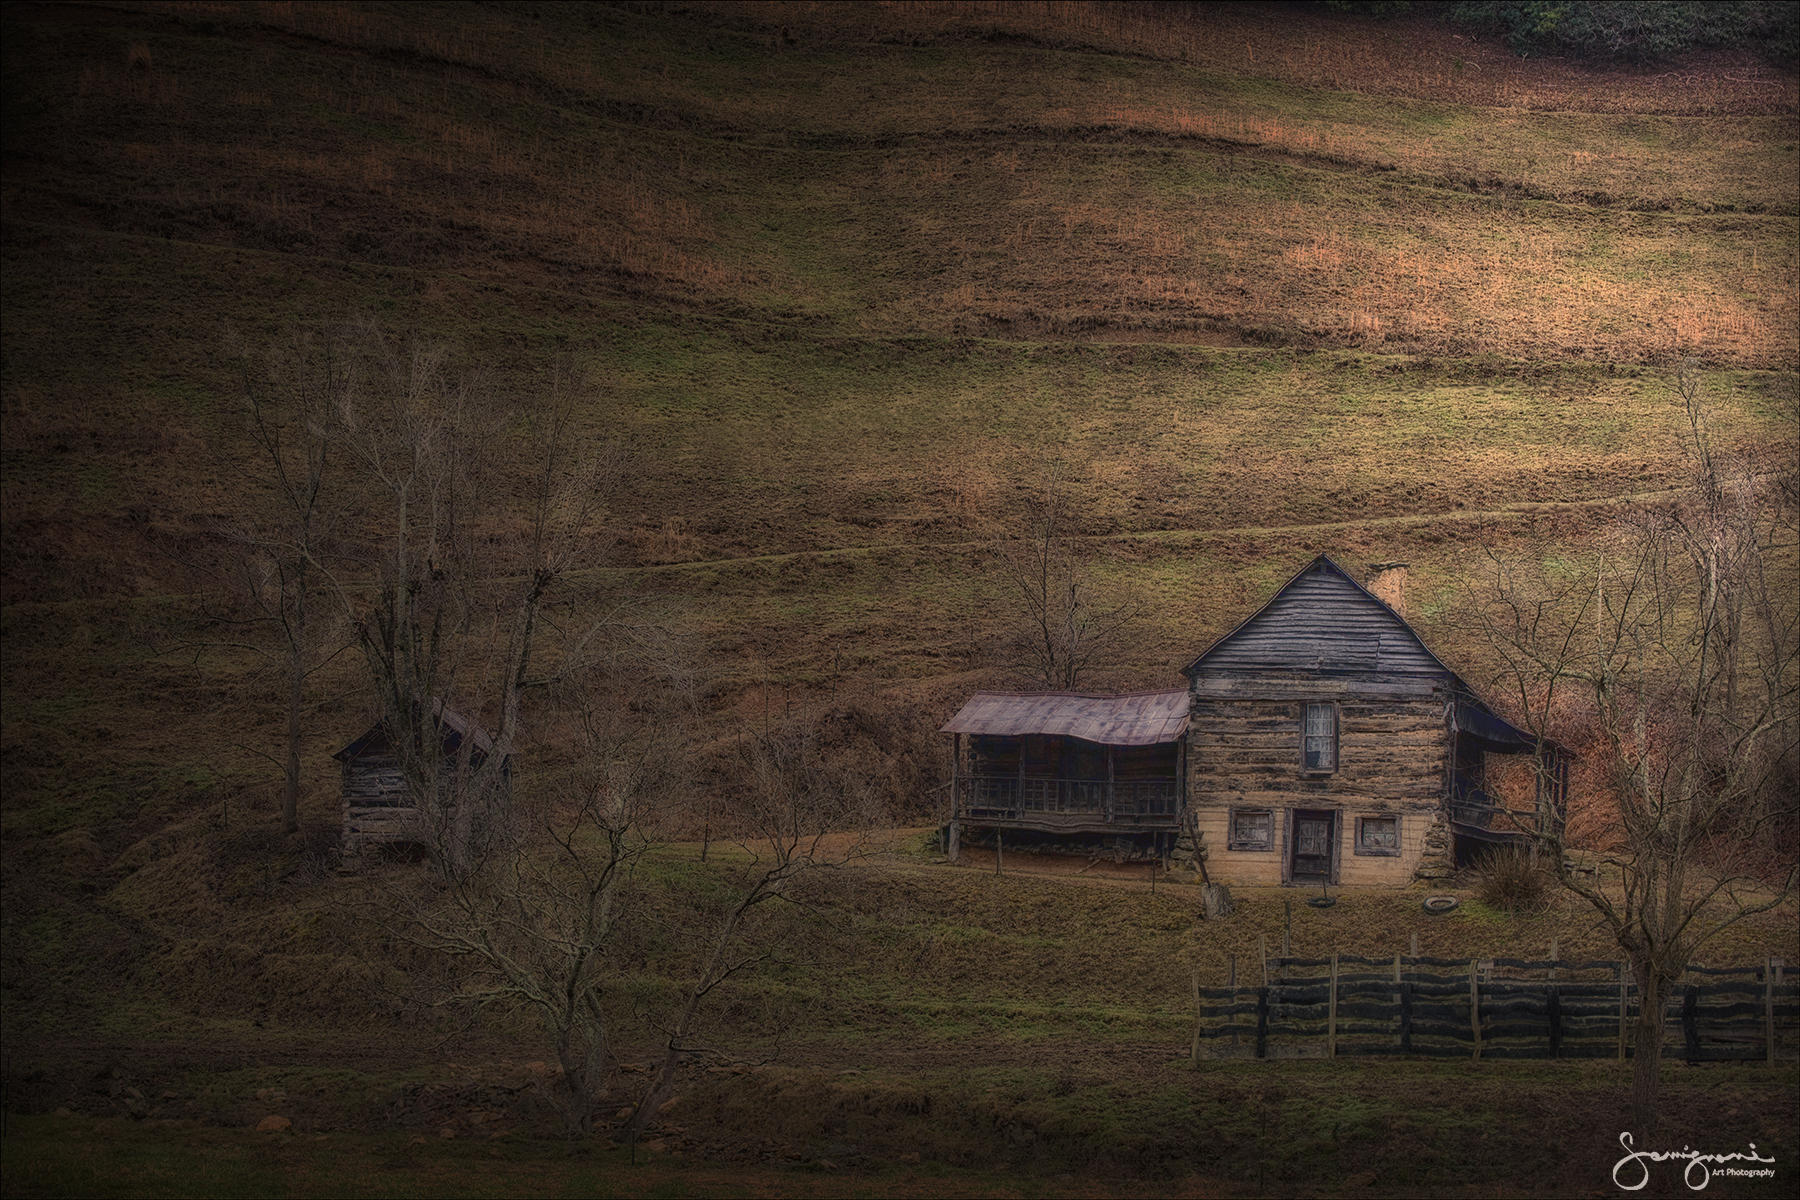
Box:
1 0 1796 935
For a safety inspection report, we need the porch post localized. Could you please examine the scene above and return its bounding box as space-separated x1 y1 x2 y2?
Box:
949 732 961 863
1106 745 1115 823
1017 737 1026 819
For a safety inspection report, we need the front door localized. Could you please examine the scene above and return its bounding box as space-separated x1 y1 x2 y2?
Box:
1290 809 1336 883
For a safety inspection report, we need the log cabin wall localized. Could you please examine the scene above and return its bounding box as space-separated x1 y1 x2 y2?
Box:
1187 674 1450 886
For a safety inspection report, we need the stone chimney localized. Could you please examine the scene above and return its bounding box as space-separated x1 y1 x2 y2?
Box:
1366 561 1409 619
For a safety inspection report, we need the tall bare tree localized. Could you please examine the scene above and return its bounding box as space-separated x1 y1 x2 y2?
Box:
1463 361 1799 1130
395 678 685 1139
322 327 618 874
998 461 1136 690
173 330 352 833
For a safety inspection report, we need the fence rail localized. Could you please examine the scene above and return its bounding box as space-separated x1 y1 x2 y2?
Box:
1192 954 1797 1062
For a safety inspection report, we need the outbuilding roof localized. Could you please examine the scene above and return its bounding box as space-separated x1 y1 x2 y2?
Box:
333 698 497 762
940 689 1188 746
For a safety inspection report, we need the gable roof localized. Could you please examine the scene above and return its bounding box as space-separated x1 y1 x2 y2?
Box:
1181 554 1457 679
940 689 1188 746
333 698 498 762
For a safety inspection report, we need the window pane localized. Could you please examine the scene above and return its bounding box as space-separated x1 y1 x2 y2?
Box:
1304 704 1337 770
1359 816 1398 850
1230 809 1272 849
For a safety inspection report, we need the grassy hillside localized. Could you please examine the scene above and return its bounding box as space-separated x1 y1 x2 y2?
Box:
2 2 1797 1190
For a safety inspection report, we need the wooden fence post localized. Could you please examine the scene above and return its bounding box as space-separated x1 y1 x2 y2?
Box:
995 830 1003 876
1255 986 1269 1059
1548 938 1558 981
1190 963 1202 1065
1328 952 1339 1058
1393 952 1403 1050
1683 985 1700 1065
1617 964 1628 1061
1548 985 1562 1058
1409 932 1419 958
1767 957 1777 1067
1470 960 1482 1061
1260 935 1269 987
1229 955 1239 1052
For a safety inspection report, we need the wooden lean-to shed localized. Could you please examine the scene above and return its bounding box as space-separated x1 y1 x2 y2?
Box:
333 700 508 857
941 689 1189 860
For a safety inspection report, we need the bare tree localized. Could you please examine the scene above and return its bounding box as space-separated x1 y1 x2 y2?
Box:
1463 361 1799 1131
621 719 875 1150
160 331 352 833
392 681 870 1143
234 333 350 834
321 327 618 874
998 461 1136 690
395 683 683 1139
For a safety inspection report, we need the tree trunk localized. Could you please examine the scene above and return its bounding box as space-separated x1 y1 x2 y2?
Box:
1631 967 1665 1133
283 649 303 834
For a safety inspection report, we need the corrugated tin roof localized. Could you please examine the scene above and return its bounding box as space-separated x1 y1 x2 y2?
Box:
940 690 1188 746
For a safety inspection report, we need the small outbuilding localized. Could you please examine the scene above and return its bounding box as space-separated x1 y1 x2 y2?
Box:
333 701 508 858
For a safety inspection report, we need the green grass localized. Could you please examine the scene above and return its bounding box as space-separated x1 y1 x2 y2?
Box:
8 1054 1795 1197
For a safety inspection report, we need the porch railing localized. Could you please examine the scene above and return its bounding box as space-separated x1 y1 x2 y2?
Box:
959 775 1180 824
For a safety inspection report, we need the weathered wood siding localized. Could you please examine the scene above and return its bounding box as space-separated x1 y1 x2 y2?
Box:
342 750 424 847
1190 560 1444 677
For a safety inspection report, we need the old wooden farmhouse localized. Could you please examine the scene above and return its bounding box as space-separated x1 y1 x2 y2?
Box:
335 701 509 857
942 555 1568 887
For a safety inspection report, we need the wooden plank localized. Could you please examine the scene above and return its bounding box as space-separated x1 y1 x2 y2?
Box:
1328 953 1339 1058
1769 958 1778 1067
1470 960 1482 1061
1684 985 1701 1065
1618 965 1628 1062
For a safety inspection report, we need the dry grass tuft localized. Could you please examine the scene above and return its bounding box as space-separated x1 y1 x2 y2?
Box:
1475 846 1553 914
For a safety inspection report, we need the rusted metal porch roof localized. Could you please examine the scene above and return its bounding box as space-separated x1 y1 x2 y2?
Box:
940 690 1188 746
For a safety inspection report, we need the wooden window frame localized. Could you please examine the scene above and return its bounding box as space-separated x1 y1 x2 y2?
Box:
1353 813 1401 857
1301 701 1340 774
1227 806 1275 852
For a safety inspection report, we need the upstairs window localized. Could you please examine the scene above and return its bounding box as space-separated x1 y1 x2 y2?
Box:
1303 703 1338 772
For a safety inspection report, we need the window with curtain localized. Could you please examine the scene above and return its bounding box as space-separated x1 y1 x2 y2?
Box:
1303 702 1337 771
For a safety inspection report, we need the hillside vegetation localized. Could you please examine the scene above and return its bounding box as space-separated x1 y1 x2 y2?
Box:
2 2 1797 1190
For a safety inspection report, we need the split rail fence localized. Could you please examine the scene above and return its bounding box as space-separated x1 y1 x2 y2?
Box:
1191 953 1797 1062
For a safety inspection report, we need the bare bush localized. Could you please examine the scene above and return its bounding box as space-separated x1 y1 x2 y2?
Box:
1474 847 1550 914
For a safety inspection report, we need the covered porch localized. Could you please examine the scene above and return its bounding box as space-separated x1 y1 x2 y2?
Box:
1447 698 1570 867
942 690 1188 836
